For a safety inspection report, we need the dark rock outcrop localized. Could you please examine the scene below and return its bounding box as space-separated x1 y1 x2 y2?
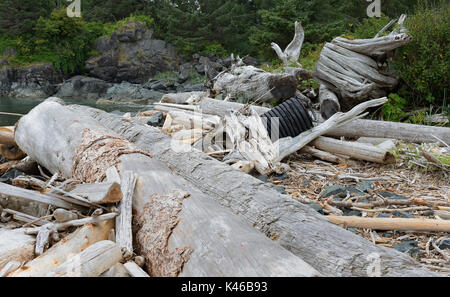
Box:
56 75 112 99
0 63 62 98
85 21 181 84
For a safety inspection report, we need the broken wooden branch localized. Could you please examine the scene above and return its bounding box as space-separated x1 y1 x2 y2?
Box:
328 216 450 232
271 21 304 66
70 182 123 204
124 261 150 277
45 240 122 277
10 220 113 277
114 171 136 258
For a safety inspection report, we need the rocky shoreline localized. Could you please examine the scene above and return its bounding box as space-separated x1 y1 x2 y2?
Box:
0 21 262 105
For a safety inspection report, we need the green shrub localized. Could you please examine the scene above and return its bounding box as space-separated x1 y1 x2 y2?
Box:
382 93 408 121
393 0 449 107
353 15 392 39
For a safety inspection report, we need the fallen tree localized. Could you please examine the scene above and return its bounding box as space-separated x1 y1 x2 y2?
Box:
71 103 437 276
14 98 320 277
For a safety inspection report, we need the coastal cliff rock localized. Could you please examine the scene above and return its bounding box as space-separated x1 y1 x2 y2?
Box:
85 21 181 84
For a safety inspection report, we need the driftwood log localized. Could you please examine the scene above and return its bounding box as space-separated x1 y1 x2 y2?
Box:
73 103 437 276
11 220 113 277
14 99 320 277
0 229 35 270
271 21 304 67
327 119 450 145
212 66 298 104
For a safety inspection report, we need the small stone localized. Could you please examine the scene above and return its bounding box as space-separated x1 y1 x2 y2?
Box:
377 213 391 218
0 169 22 184
355 180 373 192
321 185 347 198
256 174 269 182
147 112 164 127
422 210 434 217
392 211 414 219
301 179 310 187
272 173 289 181
439 239 450 250
274 186 286 195
379 192 408 200
344 210 362 217
134 256 146 267
383 233 393 238
347 228 359 234
394 240 420 257
308 203 323 213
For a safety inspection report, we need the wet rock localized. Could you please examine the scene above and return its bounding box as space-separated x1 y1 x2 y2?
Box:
144 79 167 91
422 210 434 217
394 240 420 257
392 211 414 219
383 233 393 238
0 63 62 98
256 174 269 182
355 180 373 192
177 83 205 93
379 192 409 200
308 203 324 213
377 213 391 218
56 75 111 99
272 173 289 181
347 228 359 233
439 239 450 250
104 82 164 103
178 62 195 83
344 210 362 217
321 185 347 198
0 169 22 184
147 112 164 127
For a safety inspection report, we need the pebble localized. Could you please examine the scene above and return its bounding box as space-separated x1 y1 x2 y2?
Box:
344 210 362 217
147 112 164 127
321 185 347 198
379 192 409 200
392 211 414 219
394 240 420 257
439 239 450 250
308 203 323 213
355 180 373 193
271 173 289 181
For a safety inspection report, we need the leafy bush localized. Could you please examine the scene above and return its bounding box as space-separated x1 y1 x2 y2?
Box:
382 93 408 121
393 0 449 107
353 15 392 39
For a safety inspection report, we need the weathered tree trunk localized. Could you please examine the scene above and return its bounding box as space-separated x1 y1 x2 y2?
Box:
14 99 320 277
73 104 438 276
326 119 450 144
212 66 298 103
311 136 395 164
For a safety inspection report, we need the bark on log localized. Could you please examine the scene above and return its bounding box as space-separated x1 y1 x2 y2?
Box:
212 66 298 103
14 99 320 277
10 220 114 277
70 182 123 204
45 240 122 277
0 229 35 270
326 119 450 144
311 136 395 164
328 216 450 233
73 104 438 276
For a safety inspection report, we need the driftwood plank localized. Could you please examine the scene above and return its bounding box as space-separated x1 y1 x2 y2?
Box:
114 171 136 257
0 229 35 270
10 220 114 277
124 261 150 277
70 182 123 204
0 182 84 211
73 105 439 276
45 240 122 277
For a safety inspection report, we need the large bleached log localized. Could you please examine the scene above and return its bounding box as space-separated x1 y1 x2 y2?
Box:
10 220 113 277
45 240 122 277
311 136 395 164
14 99 320 277
74 104 438 276
212 66 298 103
326 119 450 144
0 229 35 270
70 182 123 204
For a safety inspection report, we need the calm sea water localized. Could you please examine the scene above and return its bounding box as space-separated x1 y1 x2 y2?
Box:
0 97 151 126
